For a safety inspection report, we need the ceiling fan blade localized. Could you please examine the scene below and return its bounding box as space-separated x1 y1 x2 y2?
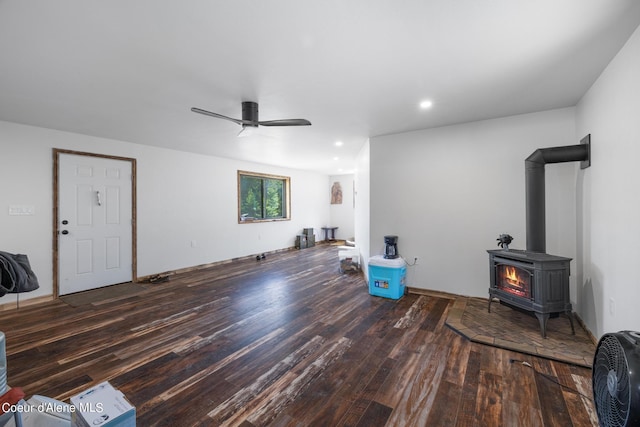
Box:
258 119 312 126
192 104 310 128
191 107 250 126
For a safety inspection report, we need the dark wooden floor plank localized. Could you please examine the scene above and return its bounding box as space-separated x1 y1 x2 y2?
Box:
355 401 393 427
338 359 398 426
385 325 453 425
533 358 575 427
208 335 327 424
475 370 503 427
286 322 404 426
502 400 543 427
442 331 472 386
424 380 463 427
0 244 596 426
420 297 450 331
455 349 482 427
373 327 434 409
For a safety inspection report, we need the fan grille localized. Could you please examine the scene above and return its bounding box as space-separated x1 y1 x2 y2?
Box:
593 334 630 427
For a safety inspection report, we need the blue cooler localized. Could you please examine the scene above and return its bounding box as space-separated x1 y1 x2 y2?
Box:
368 255 406 299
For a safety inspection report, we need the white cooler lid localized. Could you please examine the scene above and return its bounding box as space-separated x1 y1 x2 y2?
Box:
368 255 405 267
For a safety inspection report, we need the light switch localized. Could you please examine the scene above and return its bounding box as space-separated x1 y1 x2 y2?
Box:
8 205 35 215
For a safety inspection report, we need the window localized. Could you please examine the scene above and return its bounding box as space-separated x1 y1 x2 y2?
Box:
238 171 290 222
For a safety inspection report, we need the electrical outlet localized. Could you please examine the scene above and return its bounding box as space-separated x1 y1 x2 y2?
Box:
191 240 197 248
609 298 615 315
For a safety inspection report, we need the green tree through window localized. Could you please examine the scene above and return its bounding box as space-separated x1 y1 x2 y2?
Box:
238 171 290 222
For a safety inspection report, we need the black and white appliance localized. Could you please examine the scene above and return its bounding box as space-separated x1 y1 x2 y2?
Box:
592 330 640 427
384 235 398 259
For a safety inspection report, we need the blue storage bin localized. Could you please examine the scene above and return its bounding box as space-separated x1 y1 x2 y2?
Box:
368 255 406 299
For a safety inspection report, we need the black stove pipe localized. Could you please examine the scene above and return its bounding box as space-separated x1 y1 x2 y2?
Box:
525 142 590 253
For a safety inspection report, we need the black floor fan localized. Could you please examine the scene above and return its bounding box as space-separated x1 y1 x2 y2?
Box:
592 331 640 426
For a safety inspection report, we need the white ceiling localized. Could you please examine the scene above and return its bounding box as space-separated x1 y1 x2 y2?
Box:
1 1 640 175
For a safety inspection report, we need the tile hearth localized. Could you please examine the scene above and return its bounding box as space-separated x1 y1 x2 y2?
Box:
446 296 595 367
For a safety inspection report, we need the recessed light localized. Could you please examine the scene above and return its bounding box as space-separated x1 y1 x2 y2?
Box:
419 100 433 109
335 141 343 147
333 157 339 161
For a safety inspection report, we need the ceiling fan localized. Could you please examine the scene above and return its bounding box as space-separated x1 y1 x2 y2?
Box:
191 101 311 136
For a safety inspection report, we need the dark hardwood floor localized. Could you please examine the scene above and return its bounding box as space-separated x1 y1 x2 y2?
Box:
1 244 597 426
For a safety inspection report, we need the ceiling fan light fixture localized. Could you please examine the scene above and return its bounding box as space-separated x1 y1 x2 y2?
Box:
237 125 258 138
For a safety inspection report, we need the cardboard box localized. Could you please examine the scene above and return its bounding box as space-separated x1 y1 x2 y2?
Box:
70 381 135 427
339 247 360 273
295 234 308 249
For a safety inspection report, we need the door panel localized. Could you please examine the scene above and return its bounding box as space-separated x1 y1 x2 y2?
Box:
58 153 133 295
105 186 120 223
76 240 93 274
105 237 121 270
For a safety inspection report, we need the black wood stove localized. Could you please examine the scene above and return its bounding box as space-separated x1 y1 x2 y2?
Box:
488 249 574 338
487 139 590 338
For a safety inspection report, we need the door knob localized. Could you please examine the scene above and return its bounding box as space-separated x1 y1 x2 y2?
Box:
61 230 69 235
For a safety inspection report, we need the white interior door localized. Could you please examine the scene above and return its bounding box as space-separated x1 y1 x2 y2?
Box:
58 153 133 295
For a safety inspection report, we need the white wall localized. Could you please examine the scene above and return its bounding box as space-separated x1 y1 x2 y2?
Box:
576 24 640 338
328 174 354 241
370 108 578 297
0 121 330 302
354 141 370 281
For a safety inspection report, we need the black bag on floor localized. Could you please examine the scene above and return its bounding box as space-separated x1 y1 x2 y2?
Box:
0 252 39 297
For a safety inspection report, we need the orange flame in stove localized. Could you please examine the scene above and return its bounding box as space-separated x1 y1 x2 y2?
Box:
499 265 529 298
505 266 519 284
